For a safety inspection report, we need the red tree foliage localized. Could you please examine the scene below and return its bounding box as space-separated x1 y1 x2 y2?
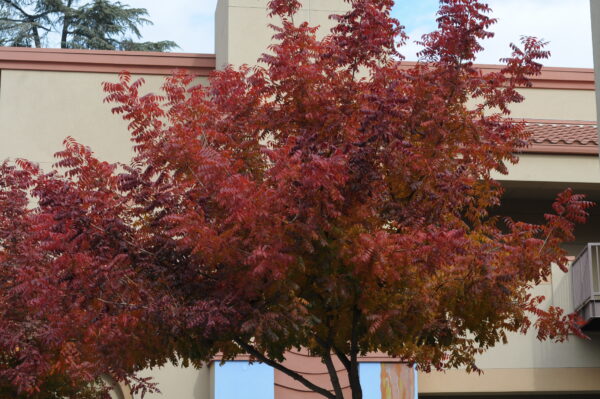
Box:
0 0 594 398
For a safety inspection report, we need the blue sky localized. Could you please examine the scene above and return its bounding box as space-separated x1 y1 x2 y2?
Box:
126 0 593 68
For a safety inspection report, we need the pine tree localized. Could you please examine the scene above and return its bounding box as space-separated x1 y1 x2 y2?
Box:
0 0 177 51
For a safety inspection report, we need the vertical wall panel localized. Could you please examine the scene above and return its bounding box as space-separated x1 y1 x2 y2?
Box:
213 361 274 399
381 364 416 399
359 363 382 399
359 363 417 399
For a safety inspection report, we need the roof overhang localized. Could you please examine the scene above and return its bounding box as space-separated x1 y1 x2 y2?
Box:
0 47 216 76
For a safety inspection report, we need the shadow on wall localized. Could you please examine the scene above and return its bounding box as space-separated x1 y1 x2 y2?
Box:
194 367 210 399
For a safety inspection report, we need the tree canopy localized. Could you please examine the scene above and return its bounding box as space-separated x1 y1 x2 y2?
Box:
0 0 177 51
0 0 593 398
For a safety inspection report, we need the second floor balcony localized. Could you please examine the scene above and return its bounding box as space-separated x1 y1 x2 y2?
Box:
571 243 600 330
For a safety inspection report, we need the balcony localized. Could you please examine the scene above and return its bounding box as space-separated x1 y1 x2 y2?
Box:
571 243 600 330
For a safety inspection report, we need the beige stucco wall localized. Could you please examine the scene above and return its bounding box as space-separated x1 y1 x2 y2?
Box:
419 267 600 394
487 85 599 184
420 367 600 395
417 201 600 395
427 66 600 393
467 86 596 121
136 364 210 399
107 378 133 399
496 153 600 183
215 0 351 68
0 68 212 396
0 69 207 166
511 87 597 121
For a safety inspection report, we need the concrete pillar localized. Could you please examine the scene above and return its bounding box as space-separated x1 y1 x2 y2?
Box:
591 0 600 131
215 0 351 69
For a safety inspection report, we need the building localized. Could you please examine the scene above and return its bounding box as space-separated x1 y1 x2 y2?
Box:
2 0 600 398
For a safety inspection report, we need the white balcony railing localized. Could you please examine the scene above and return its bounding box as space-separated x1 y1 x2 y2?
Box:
571 243 600 322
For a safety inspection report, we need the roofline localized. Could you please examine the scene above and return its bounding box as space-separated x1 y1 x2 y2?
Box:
0 47 595 89
482 64 595 91
522 118 597 125
210 351 395 364
525 144 598 155
0 47 216 76
400 61 595 90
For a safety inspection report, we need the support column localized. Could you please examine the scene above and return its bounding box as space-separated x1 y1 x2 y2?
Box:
215 0 351 69
590 0 600 148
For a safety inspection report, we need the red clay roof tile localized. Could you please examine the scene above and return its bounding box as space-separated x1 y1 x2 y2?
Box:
523 120 598 155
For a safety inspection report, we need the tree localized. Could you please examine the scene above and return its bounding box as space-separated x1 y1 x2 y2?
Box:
0 159 168 399
0 0 177 51
0 0 594 398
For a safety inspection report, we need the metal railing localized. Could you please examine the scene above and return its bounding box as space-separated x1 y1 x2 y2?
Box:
571 243 600 315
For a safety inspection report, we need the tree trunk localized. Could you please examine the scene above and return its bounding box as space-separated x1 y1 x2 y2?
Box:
348 358 362 399
327 348 363 399
31 24 40 47
60 19 69 48
61 0 73 48
323 351 345 399
349 304 362 399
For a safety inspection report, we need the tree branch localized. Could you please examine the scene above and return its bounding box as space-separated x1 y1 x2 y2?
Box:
332 345 351 371
313 317 345 399
1 0 34 18
349 304 362 399
96 297 145 309
234 339 335 399
322 349 344 399
316 335 352 376
0 0 53 19
0 17 28 23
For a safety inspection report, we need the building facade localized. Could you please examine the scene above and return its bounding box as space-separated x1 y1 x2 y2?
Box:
2 0 600 398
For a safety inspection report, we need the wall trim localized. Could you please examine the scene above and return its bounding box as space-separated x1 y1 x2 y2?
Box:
0 47 215 76
525 145 598 155
419 367 600 394
400 62 595 91
0 47 594 89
